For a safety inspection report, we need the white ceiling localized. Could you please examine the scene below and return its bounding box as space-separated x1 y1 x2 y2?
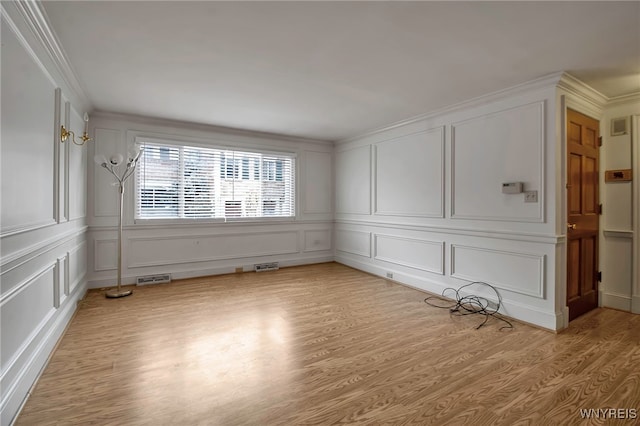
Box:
42 1 640 141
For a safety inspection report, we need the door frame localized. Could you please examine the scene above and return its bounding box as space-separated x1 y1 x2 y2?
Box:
560 96 603 327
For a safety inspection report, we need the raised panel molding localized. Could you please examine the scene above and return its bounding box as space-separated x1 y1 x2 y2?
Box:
67 241 86 295
53 255 68 308
374 127 445 218
335 230 371 257
127 231 300 268
451 244 544 298
0 263 56 378
68 104 87 220
374 234 444 274
451 101 545 222
94 239 118 271
54 88 62 223
303 229 332 252
603 230 633 239
60 100 71 223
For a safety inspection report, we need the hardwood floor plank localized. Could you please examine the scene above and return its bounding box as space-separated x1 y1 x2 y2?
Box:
15 263 640 425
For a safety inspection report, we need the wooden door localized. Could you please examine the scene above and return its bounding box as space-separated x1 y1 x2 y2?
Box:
566 109 600 321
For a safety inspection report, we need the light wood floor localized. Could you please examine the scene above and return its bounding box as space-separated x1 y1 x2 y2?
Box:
16 263 640 425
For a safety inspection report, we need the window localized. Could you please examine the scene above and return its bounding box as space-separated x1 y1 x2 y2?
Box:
136 141 295 220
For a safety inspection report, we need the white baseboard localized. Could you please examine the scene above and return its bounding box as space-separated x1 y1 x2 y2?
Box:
1 280 87 426
335 255 560 331
632 295 640 314
601 291 632 312
87 255 335 289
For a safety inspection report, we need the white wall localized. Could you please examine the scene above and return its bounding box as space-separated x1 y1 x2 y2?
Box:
87 113 334 288
597 98 640 312
0 4 89 424
335 76 564 330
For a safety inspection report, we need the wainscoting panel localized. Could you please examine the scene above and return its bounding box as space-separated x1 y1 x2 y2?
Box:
335 230 371 257
303 229 332 253
374 234 444 274
94 239 118 271
451 244 544 298
374 127 444 217
68 241 87 295
54 255 67 308
128 231 300 268
1 264 56 382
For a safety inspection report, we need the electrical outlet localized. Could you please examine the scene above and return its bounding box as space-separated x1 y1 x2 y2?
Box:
386 272 393 279
524 190 538 203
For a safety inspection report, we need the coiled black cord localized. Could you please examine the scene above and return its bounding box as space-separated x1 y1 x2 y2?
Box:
424 282 514 330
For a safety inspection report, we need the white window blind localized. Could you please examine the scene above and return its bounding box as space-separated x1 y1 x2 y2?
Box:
136 141 295 220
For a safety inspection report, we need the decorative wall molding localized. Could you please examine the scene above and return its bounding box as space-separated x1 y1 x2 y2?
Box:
54 88 62 223
94 239 118 271
93 110 333 146
67 241 87 295
10 0 90 108
0 219 58 240
603 230 634 239
335 230 371 257
450 244 545 298
1 226 88 273
600 290 632 312
373 127 445 218
450 101 545 222
374 234 444 275
557 73 608 114
303 229 332 253
53 255 67 308
606 92 640 108
62 100 71 223
0 273 86 426
338 72 564 144
334 255 560 331
87 254 334 289
334 220 562 245
0 262 55 306
90 218 332 232
126 230 300 268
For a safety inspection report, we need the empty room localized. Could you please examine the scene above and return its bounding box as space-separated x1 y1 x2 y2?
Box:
2 1 639 424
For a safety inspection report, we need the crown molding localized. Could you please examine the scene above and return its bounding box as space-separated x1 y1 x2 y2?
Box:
339 72 565 144
91 110 334 146
557 72 608 113
606 91 640 108
12 0 91 109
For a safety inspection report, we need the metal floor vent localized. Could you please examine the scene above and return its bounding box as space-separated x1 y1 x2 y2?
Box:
254 262 279 272
136 274 172 286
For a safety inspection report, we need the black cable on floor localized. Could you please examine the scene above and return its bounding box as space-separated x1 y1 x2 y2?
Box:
424 282 514 330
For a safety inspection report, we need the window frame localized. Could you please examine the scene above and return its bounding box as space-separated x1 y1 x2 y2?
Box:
133 136 298 225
